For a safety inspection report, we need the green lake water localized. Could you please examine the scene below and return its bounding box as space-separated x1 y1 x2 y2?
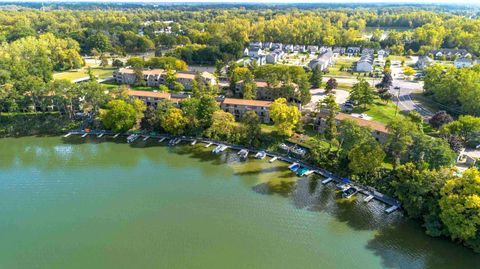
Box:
0 136 479 269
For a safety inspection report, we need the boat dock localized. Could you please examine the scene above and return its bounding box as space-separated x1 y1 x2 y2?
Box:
364 195 374 203
64 130 402 214
143 136 150 141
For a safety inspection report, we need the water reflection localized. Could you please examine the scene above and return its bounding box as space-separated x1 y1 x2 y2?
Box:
1 136 479 269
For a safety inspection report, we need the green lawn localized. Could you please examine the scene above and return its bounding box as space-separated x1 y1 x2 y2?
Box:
327 57 358 77
351 99 405 124
53 67 115 81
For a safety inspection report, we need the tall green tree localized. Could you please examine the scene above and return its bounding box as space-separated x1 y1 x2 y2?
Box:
100 100 136 132
350 79 376 109
440 168 480 246
269 98 301 137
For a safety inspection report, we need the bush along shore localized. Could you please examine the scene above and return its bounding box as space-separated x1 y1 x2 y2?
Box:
0 113 82 138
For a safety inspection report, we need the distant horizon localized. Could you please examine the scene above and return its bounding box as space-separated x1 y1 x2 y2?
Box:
0 0 479 4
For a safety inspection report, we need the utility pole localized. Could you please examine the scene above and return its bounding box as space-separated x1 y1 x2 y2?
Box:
394 86 401 117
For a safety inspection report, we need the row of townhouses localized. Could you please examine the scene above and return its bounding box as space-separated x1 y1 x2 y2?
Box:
113 68 216 90
127 90 390 143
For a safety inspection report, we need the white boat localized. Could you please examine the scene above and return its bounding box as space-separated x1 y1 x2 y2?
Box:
81 133 88 138
255 151 266 160
342 187 358 199
218 145 228 152
212 145 222 153
303 170 314 176
288 163 299 169
97 133 104 138
158 137 166 142
63 133 71 138
269 156 278 163
127 134 139 143
113 133 120 138
321 177 333 184
385 205 399 214
191 140 197 145
238 149 249 160
143 136 150 141
205 142 213 148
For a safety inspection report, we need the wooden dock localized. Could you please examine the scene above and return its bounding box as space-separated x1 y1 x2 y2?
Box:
143 136 150 141
65 130 402 214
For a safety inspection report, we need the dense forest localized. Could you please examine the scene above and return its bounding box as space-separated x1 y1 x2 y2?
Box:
0 4 479 65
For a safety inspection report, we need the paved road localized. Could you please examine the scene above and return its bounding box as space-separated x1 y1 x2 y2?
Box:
321 60 433 118
388 60 433 117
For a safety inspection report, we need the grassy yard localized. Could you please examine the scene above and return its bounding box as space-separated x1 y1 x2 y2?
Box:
351 99 405 124
326 57 358 77
53 67 115 81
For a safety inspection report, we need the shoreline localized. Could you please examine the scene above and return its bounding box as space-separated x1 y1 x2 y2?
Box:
64 129 401 213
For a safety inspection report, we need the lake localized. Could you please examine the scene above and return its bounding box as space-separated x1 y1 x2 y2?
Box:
0 136 478 269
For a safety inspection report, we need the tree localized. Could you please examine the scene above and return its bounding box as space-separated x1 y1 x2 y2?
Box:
241 111 261 147
242 79 257 100
269 98 301 137
325 78 338 94
161 107 187 135
130 98 147 128
205 110 237 142
173 81 185 93
133 67 145 86
429 111 453 129
317 93 339 141
338 119 374 153
100 100 136 132
350 79 376 108
310 65 323 88
126 57 145 69
440 115 480 146
112 59 124 68
403 66 416 79
376 71 393 89
386 118 420 169
348 140 385 180
196 94 219 129
407 111 423 129
407 134 456 169
379 91 393 104
391 163 454 236
99 54 109 67
440 168 480 242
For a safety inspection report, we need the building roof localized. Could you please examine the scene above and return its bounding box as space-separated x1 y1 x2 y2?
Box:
127 90 171 99
222 98 272 107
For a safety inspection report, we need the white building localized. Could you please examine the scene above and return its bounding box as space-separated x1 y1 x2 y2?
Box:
454 57 474 68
